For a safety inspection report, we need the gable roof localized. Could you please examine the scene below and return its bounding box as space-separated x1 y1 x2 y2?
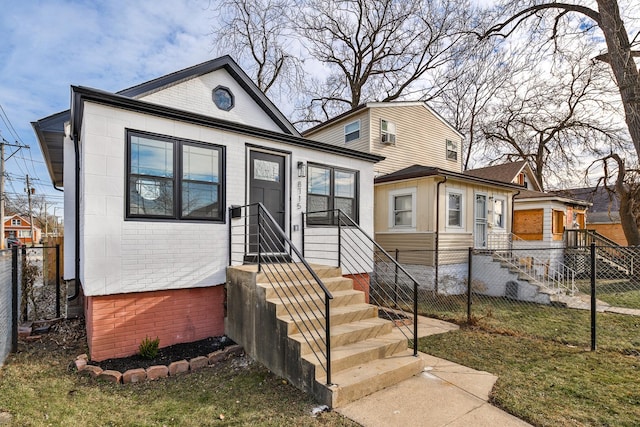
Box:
514 188 591 207
3 214 37 228
302 101 464 139
374 164 522 190
464 161 542 191
33 56 301 188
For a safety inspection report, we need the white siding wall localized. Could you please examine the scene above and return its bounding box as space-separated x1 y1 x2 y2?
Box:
77 102 375 296
138 69 283 133
63 128 75 280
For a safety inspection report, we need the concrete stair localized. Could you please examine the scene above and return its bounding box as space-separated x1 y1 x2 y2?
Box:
226 263 423 408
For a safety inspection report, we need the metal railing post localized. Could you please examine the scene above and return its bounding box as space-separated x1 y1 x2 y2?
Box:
301 213 306 258
257 206 262 272
337 210 342 268
394 249 399 307
590 242 596 351
467 247 473 323
228 207 232 266
325 295 332 385
55 244 61 318
413 279 418 356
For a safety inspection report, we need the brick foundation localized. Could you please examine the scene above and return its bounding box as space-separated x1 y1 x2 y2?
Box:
345 273 370 303
85 286 225 361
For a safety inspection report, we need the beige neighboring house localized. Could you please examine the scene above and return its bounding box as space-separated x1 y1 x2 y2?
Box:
303 101 464 176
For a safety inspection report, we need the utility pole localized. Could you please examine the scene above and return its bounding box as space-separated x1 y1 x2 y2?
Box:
26 175 35 247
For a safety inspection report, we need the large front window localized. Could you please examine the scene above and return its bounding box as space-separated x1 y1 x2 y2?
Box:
307 164 358 224
127 131 224 221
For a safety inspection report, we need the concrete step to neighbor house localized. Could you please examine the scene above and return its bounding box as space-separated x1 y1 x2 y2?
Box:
256 263 343 283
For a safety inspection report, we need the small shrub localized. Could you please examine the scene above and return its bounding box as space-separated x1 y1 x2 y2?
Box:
138 336 160 359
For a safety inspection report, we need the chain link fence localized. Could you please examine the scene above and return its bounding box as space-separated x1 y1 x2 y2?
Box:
375 244 640 354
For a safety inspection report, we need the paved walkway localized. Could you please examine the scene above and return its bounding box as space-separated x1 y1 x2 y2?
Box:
336 316 532 427
554 293 640 316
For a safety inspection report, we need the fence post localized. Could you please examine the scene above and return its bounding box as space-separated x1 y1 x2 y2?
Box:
394 249 399 307
590 242 596 351
55 244 61 318
20 247 26 322
467 247 473 323
228 207 232 266
11 246 18 353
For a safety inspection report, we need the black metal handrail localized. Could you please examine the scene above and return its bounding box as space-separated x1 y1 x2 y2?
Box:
565 229 635 276
303 209 419 356
229 203 333 384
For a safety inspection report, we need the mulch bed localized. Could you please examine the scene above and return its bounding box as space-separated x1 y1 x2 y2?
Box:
88 336 236 372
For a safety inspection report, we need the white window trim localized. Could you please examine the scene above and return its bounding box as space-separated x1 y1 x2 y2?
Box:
344 120 360 143
493 196 507 229
446 139 458 161
380 119 396 144
446 188 465 229
388 188 416 230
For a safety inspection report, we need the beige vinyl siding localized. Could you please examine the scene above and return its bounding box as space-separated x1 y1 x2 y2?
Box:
375 232 435 265
374 177 437 233
438 233 473 264
305 110 371 153
368 105 462 175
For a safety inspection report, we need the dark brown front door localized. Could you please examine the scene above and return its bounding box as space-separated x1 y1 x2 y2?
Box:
249 151 286 253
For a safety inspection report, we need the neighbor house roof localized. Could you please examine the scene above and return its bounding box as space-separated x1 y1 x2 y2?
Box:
32 55 306 188
374 164 523 190
555 187 620 223
302 101 464 139
515 188 591 207
464 160 542 191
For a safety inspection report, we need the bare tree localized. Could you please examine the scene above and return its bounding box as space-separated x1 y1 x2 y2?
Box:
481 0 640 243
294 0 476 124
481 46 625 190
209 0 302 95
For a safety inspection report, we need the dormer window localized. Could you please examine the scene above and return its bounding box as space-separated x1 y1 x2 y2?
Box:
380 119 396 145
446 139 457 161
344 120 360 143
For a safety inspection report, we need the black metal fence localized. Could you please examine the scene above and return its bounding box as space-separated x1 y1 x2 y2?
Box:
0 245 61 367
377 244 639 353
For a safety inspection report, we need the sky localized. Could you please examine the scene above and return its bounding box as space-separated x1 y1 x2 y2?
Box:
0 0 219 218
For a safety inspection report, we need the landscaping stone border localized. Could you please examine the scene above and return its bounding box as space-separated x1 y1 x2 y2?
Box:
74 344 244 384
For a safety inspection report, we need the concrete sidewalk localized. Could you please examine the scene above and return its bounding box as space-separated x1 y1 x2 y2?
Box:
336 315 531 426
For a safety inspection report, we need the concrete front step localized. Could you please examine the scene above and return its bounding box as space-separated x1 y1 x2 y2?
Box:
303 334 411 380
259 276 354 300
318 349 424 408
256 263 343 283
290 317 394 355
268 289 365 316
279 303 378 335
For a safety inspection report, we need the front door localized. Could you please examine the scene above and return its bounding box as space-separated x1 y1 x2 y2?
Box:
475 194 488 248
249 151 286 254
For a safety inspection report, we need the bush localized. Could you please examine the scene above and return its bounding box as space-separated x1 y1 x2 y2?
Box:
138 336 160 359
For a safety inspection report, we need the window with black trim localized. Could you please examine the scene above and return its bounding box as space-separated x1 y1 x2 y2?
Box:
307 164 358 225
127 131 224 221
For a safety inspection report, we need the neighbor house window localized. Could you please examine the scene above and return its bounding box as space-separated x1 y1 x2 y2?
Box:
18 230 31 238
389 188 416 228
447 191 463 227
11 219 20 226
552 210 564 234
380 119 396 144
494 198 505 228
127 130 224 221
344 120 360 143
307 164 358 224
446 139 457 161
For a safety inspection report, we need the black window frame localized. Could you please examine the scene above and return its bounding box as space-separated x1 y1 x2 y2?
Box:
126 129 226 222
306 163 359 226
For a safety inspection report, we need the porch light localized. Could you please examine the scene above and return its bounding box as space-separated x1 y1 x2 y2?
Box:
297 161 306 178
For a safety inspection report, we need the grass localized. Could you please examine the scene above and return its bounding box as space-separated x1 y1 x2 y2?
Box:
413 292 640 426
420 329 640 426
574 279 640 310
0 327 357 427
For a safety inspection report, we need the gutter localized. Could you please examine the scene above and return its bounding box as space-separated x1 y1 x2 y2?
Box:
68 132 81 301
435 177 447 293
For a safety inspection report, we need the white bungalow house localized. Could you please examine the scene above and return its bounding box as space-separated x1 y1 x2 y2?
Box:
33 56 382 362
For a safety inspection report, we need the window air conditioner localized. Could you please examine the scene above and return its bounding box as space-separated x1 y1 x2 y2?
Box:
381 133 396 145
